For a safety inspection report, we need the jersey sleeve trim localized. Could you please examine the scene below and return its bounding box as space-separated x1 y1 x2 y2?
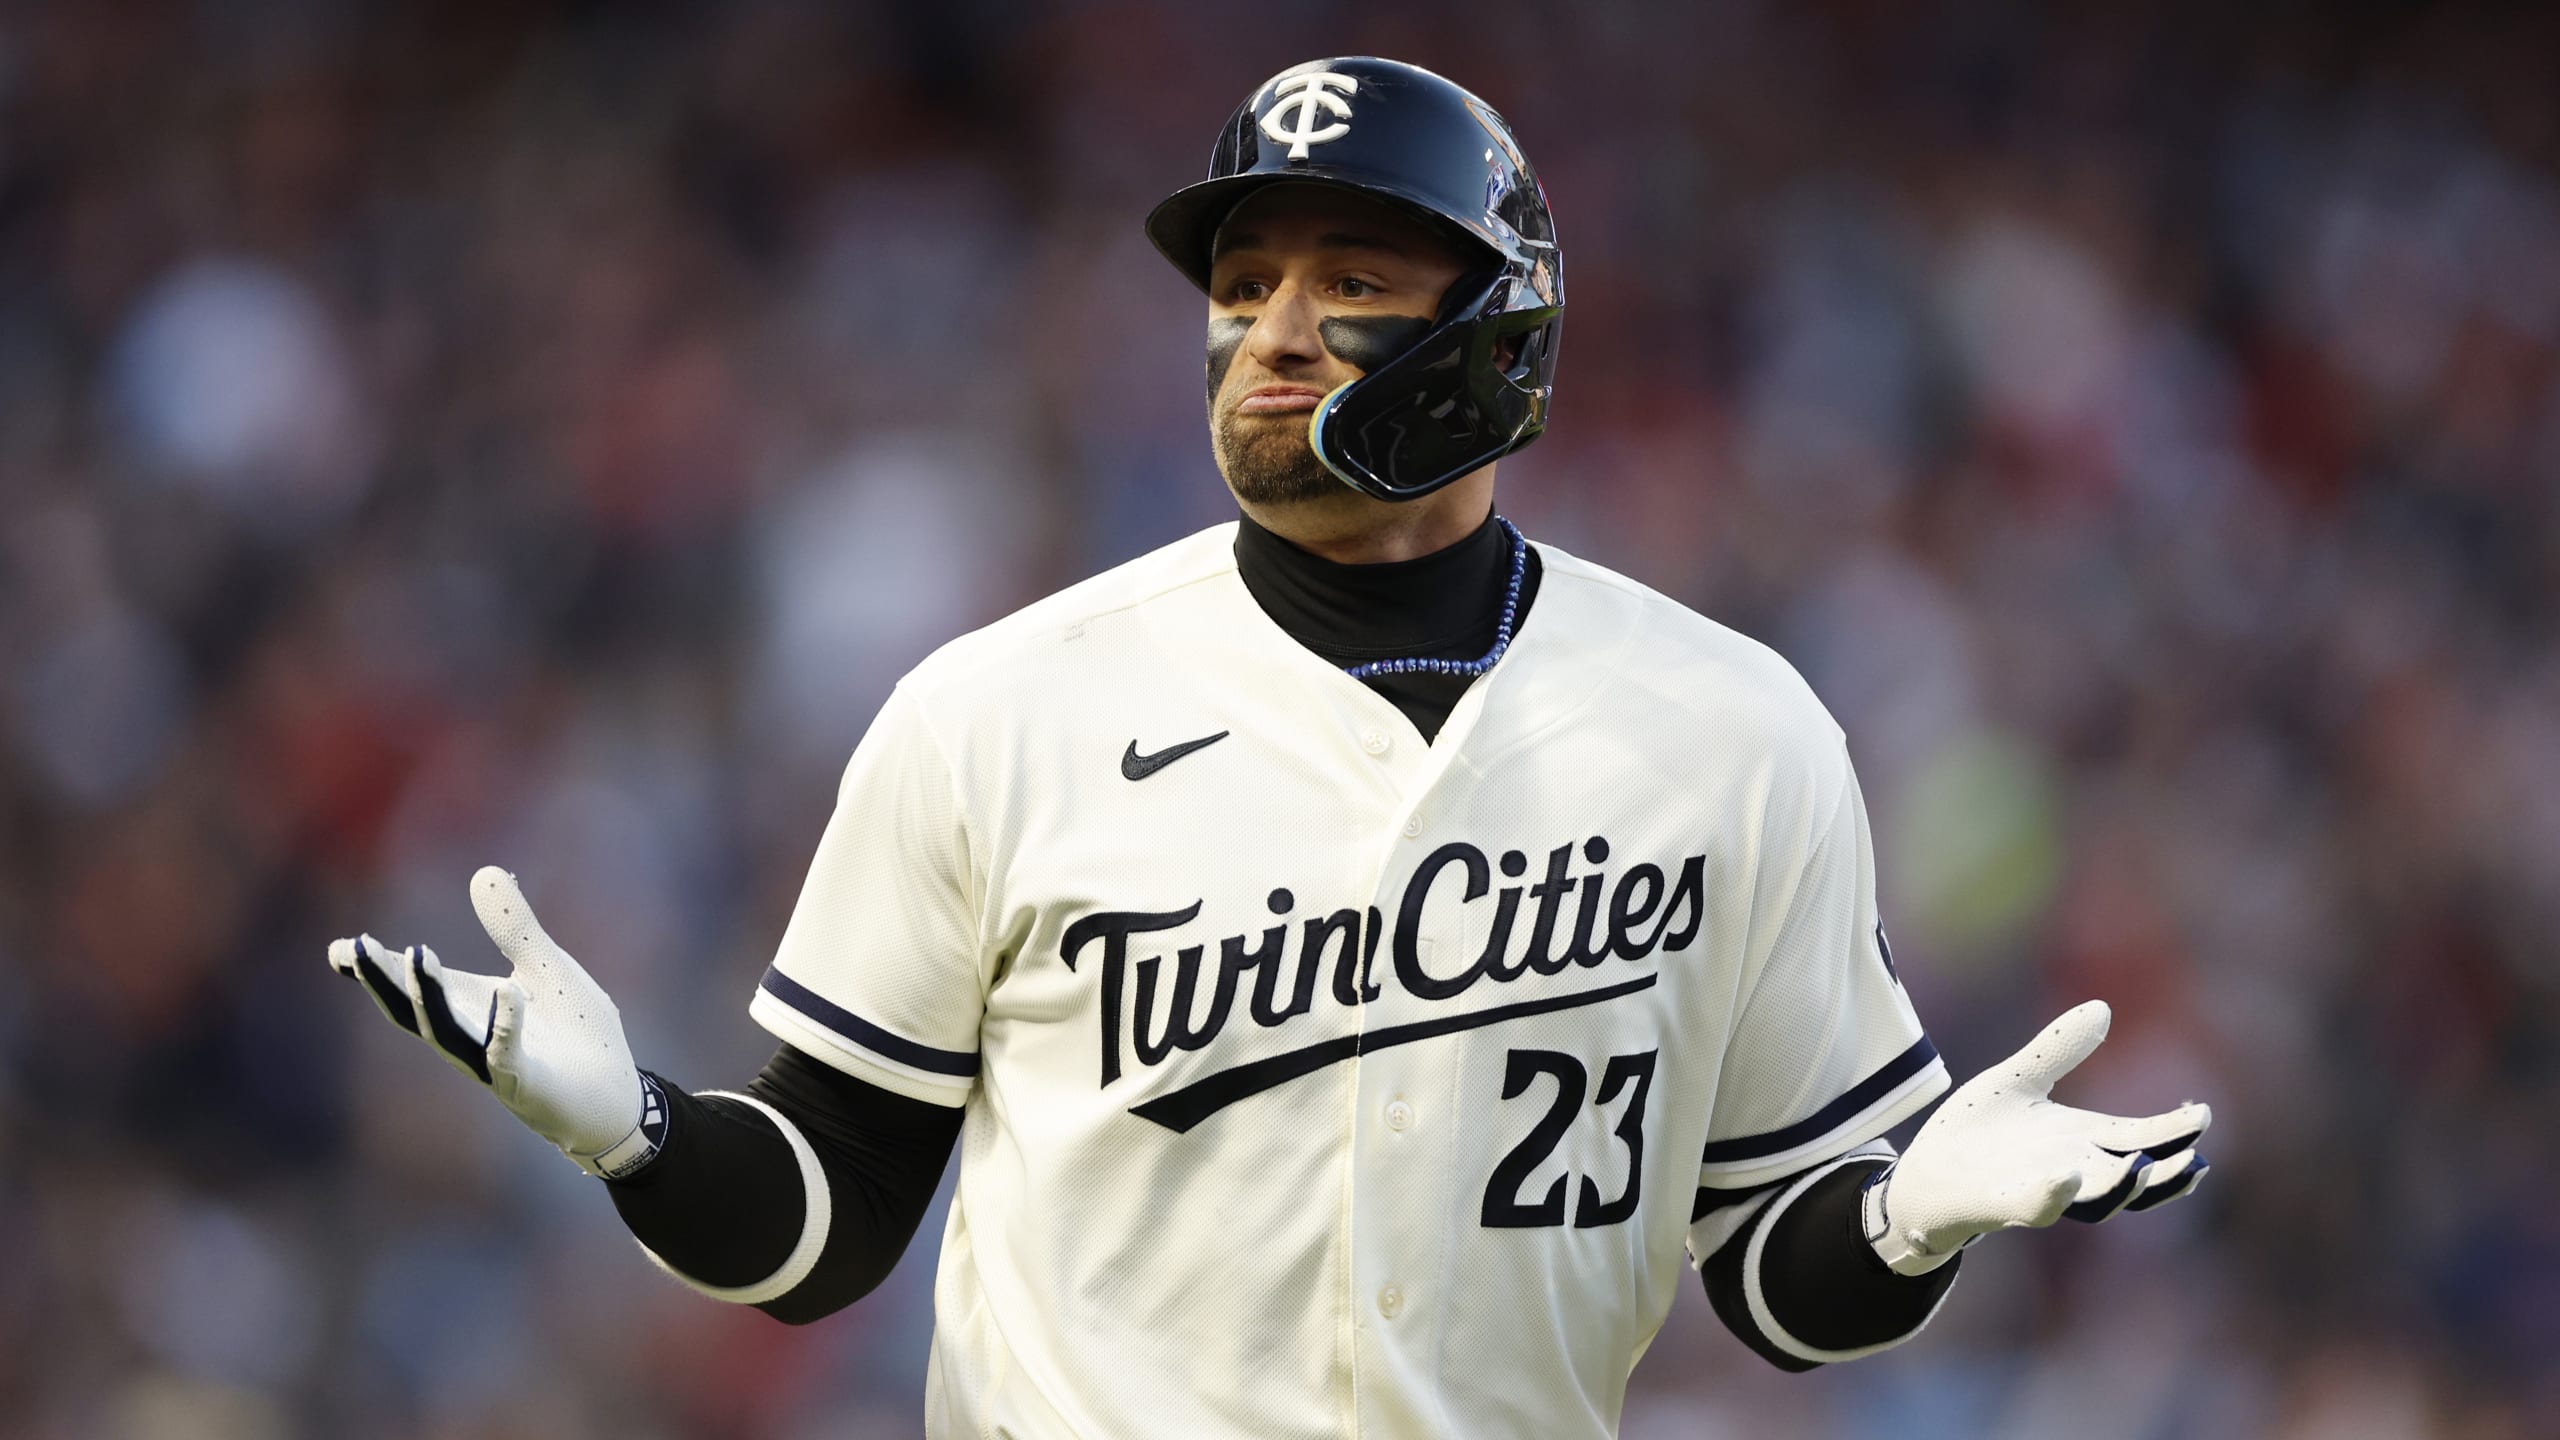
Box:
1698 1036 1948 1187
752 992 974 1107
755 967 980 1077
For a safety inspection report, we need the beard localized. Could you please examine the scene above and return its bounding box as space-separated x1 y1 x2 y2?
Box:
1212 407 1341 505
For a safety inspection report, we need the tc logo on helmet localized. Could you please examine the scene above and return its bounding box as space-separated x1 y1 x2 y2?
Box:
1260 70 1359 160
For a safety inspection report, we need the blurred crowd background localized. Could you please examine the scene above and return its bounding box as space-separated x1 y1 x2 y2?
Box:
3 0 2556 1436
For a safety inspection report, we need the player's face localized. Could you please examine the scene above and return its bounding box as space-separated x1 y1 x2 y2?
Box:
1205 186 1472 506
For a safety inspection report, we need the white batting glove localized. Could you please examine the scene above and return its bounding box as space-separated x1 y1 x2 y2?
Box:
1862 1001 2211 1275
327 866 668 1179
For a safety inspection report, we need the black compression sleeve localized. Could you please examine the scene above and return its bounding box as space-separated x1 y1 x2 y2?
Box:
746 1047 963 1324
607 1079 803 1285
1703 1158 1960 1370
606 1046 962 1324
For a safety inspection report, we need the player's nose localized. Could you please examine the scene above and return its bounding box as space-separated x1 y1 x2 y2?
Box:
1242 281 1327 372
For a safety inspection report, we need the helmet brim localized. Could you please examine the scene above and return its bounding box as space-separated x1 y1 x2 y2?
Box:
1144 171 1502 294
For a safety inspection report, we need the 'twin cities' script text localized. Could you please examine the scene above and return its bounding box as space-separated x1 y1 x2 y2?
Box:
1060 837 1701 1093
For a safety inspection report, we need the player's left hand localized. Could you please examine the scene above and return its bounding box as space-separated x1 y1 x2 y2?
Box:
1862 1000 2211 1275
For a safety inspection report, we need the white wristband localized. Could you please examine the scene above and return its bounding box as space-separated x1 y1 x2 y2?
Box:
572 1073 671 1179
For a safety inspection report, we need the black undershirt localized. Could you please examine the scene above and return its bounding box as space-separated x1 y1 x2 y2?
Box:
1232 507 1543 744
610 510 1946 1361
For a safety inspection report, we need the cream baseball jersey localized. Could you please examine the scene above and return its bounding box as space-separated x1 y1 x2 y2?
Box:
748 524 1947 1439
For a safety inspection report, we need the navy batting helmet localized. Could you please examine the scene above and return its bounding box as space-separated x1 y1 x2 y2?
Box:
1146 57 1564 503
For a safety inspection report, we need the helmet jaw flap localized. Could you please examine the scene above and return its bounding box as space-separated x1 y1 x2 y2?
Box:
1310 272 1561 502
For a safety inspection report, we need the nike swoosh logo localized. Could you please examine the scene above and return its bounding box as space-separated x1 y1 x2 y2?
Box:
1122 730 1230 781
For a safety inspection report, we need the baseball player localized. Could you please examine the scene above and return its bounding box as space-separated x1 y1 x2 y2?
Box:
330 57 2213 1438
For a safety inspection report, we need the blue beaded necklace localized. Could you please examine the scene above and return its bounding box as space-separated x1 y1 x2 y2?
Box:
1341 516 1528 681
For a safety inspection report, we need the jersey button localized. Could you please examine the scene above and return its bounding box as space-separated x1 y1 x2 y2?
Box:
1377 1284 1404 1318
1360 729 1391 756
1385 1100 1414 1131
1401 815 1423 838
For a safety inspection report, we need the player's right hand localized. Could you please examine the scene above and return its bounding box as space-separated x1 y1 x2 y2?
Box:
327 866 667 1178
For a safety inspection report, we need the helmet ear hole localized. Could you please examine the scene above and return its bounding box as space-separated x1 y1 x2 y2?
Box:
1491 314 1555 385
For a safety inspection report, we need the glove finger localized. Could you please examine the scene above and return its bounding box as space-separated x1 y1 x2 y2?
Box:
412 949 495 1085
341 936 424 1037
2088 1101 2212 1155
2135 1147 2200 1190
470 866 576 985
2063 1149 2148 1224
485 979 528 1109
1998 1000 2112 1097
2125 1154 2209 1212
487 977 526 1061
